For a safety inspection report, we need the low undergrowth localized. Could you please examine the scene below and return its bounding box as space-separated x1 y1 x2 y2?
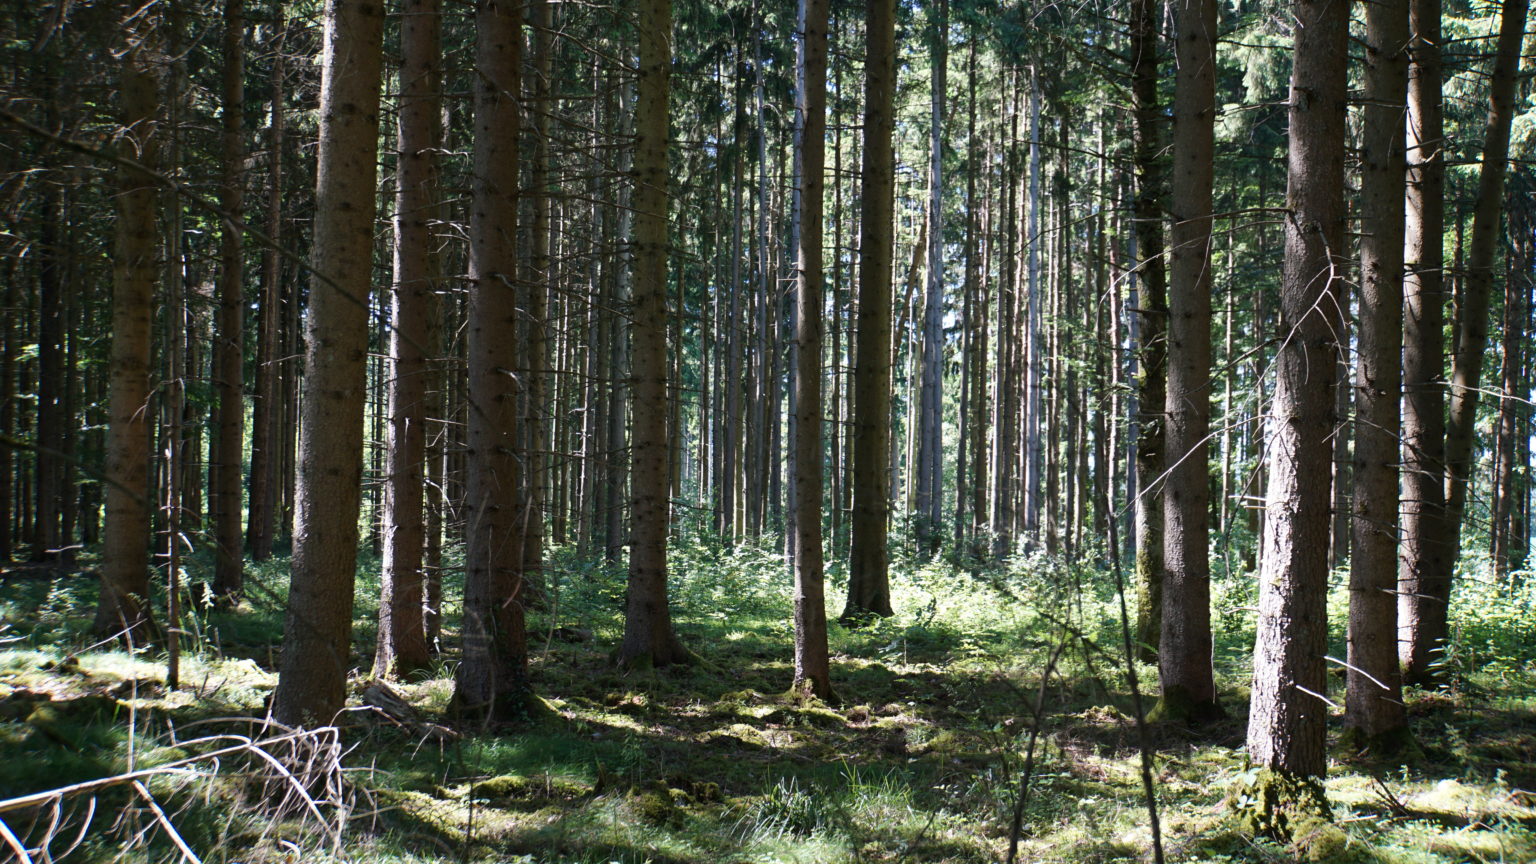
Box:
0 541 1533 862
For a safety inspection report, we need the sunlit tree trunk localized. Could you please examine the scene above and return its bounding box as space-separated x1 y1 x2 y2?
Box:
914 0 947 553
1245 0 1348 826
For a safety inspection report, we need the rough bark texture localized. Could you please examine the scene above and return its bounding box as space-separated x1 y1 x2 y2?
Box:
1420 0 1529 681
375 0 440 681
1130 0 1167 663
792 0 833 700
211 0 246 601
272 0 384 726
1397 0 1449 685
1346 0 1410 747
844 0 897 623
1157 0 1220 723
617 0 689 669
455 0 533 720
1247 0 1348 789
94 14 160 644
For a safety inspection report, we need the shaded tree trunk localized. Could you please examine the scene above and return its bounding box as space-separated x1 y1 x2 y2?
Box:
247 17 285 563
211 0 246 601
1345 0 1410 750
375 0 440 681
94 10 161 644
844 0 897 623
914 0 947 553
272 0 385 726
455 0 534 720
617 0 690 669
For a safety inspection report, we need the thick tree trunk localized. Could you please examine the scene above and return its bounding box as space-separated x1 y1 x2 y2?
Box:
1129 0 1167 663
375 0 440 681
1397 0 1450 686
1245 0 1348 828
617 0 689 669
94 13 160 644
1421 0 1529 679
844 0 897 623
1156 0 1221 724
792 0 833 700
272 0 384 727
1345 0 1410 750
211 0 246 601
455 0 534 721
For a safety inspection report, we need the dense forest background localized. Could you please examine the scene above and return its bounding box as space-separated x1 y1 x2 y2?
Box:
0 0 1534 861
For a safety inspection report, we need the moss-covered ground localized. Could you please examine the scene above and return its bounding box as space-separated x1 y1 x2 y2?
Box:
1 539 1533 863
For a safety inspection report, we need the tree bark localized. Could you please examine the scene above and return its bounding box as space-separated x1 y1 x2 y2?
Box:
1345 0 1410 749
1129 0 1167 663
1397 0 1450 686
94 9 161 644
1419 0 1529 680
247 17 285 563
1157 0 1221 723
792 0 833 700
617 0 689 669
375 0 440 681
844 0 897 623
211 0 246 601
272 0 385 726
914 0 947 553
455 0 534 721
1246 0 1349 814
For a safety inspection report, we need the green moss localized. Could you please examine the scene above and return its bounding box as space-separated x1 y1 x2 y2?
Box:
469 773 591 804
1231 767 1348 860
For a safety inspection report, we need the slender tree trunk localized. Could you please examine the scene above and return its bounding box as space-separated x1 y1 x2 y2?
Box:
1421 0 1529 680
455 0 534 721
1244 0 1349 827
1345 0 1410 750
792 0 833 700
844 0 897 623
248 17 285 563
618 0 689 669
1398 0 1450 686
272 0 385 726
1130 0 1167 663
914 0 947 553
31 59 64 564
1157 0 1221 723
211 0 246 601
94 10 161 644
375 0 440 681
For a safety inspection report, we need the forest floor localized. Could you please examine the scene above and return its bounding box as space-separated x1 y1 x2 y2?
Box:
1 540 1534 863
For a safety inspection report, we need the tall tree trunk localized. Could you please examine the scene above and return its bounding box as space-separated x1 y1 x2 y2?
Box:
31 57 64 564
1244 0 1349 829
211 0 246 601
272 0 385 726
1345 0 1410 750
1157 0 1221 723
844 0 897 623
375 0 440 681
618 0 689 669
455 0 534 720
247 17 285 562
1130 0 1167 664
914 0 947 553
792 0 833 700
1397 0 1450 686
1418 0 1529 680
94 8 161 644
